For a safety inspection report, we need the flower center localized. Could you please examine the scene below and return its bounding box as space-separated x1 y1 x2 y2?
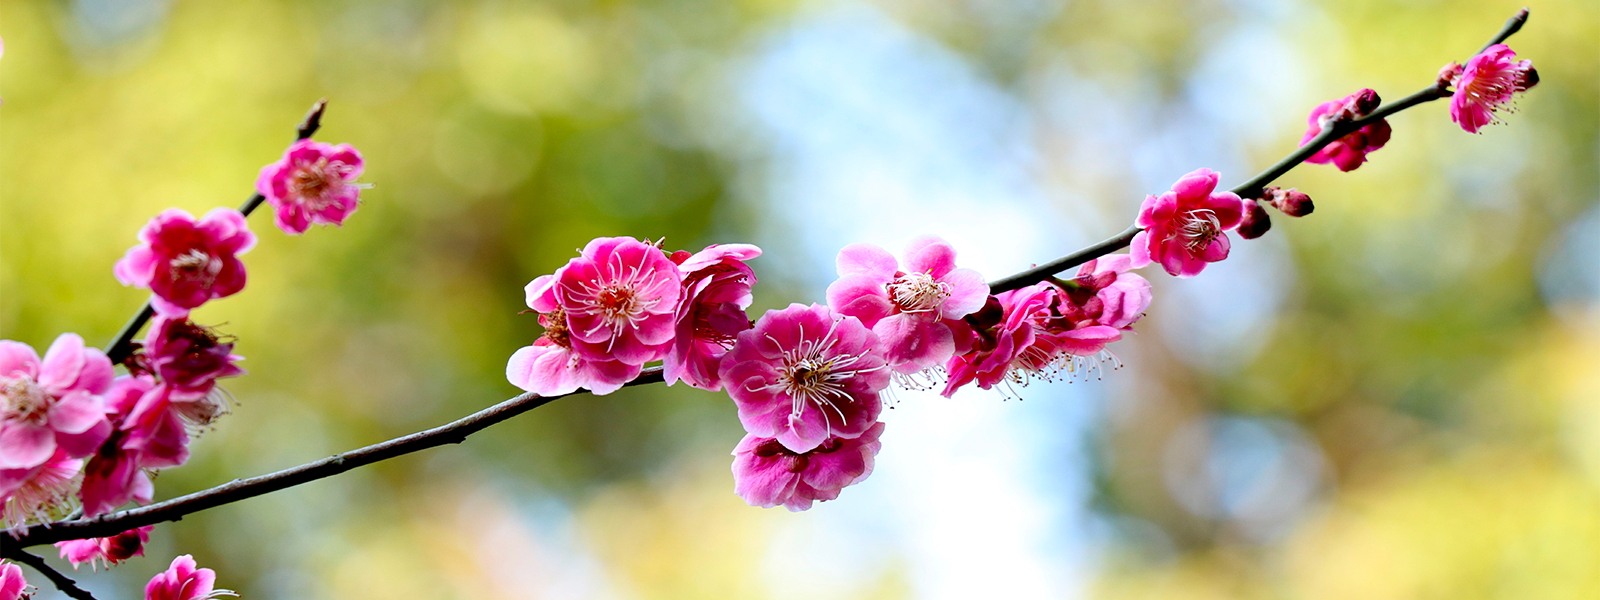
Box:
291 158 343 207
2 377 52 425
593 285 644 328
170 248 222 285
755 320 883 437
541 307 571 347
1177 209 1223 253
887 272 951 313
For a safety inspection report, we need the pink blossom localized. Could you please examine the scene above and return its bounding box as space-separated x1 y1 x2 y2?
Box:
825 236 989 375
556 237 683 366
113 208 256 317
1449 44 1538 133
0 334 113 471
720 303 889 453
1261 187 1314 217
664 244 761 391
1058 255 1153 331
144 555 235 600
506 273 642 396
142 317 245 404
1 561 32 600
1301 89 1391 172
255 139 367 235
80 377 187 518
943 282 1124 398
55 525 153 570
0 450 82 529
1130 168 1248 278
731 422 884 511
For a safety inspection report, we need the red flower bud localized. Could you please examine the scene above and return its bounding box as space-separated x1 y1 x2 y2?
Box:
1237 200 1272 239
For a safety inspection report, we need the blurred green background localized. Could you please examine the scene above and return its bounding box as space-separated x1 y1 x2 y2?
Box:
2 0 1597 598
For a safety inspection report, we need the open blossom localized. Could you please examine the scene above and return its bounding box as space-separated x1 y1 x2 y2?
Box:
1130 168 1247 278
1056 255 1152 331
720 304 889 453
145 555 236 600
507 273 641 396
143 317 245 404
1448 44 1538 133
1 450 82 529
113 208 256 317
1 334 113 471
664 244 761 391
1301 89 1391 172
1 561 32 600
56 525 153 570
256 138 367 235
825 236 988 375
731 422 884 512
557 237 683 366
81 377 189 518
943 280 1126 398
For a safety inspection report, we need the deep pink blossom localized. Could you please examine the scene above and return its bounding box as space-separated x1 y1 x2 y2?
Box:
1057 255 1153 331
731 422 884 511
0 450 82 529
1261 187 1314 217
664 244 761 391
1448 44 1538 133
0 334 113 471
142 317 245 404
556 237 683 366
144 555 235 600
720 303 889 453
1300 89 1391 172
56 525 153 570
256 139 367 235
113 208 257 316
825 236 988 375
507 273 642 396
81 377 188 518
943 281 1125 398
1 561 32 600
1130 168 1247 278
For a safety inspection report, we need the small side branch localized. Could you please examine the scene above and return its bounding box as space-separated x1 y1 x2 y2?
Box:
4 550 99 600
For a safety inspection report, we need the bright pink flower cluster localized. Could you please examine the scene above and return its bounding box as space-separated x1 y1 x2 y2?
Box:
256 139 368 235
144 555 234 600
1301 89 1391 172
1444 44 1538 133
56 525 153 570
1 334 112 527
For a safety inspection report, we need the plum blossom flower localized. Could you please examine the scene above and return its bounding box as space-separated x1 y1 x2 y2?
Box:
113 209 257 317
140 317 243 428
0 334 113 471
1 560 32 600
81 377 189 518
56 525 153 570
1056 255 1153 331
1 450 82 530
1300 89 1391 172
731 422 884 511
557 237 683 366
943 281 1126 398
664 244 761 391
1448 44 1538 134
256 139 367 235
144 555 236 600
825 236 988 377
507 273 641 396
1130 168 1248 278
721 304 889 453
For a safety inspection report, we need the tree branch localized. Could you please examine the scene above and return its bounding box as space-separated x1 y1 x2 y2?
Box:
2 550 99 600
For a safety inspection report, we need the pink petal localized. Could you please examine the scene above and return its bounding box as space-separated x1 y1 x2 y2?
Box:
0 423 55 469
835 243 898 278
904 236 957 279
36 333 86 392
937 267 989 319
0 341 40 380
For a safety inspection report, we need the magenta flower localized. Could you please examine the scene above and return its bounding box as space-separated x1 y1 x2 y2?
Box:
943 281 1125 398
0 450 82 529
1448 44 1538 133
142 317 245 403
256 138 367 235
506 273 642 396
556 237 683 366
1057 255 1153 331
56 525 153 570
0 561 32 600
1130 168 1247 278
825 236 989 376
144 555 235 600
113 208 257 317
1300 89 1391 172
720 303 889 453
731 422 885 512
664 244 761 391
81 376 188 518
0 334 113 471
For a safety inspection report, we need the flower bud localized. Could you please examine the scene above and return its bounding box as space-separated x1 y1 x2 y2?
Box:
1350 88 1382 116
1263 187 1314 217
1237 200 1272 239
1438 62 1463 88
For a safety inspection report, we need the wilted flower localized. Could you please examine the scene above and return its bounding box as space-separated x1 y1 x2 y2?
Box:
113 208 256 317
256 139 367 235
731 422 884 511
142 317 244 413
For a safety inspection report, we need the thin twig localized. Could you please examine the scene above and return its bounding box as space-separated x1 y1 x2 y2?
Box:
103 99 329 364
3 550 99 600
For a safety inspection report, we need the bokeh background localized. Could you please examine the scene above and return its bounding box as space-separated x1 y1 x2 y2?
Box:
3 0 1597 598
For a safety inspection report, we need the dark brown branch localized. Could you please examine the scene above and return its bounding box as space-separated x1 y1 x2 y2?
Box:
103 99 328 364
2 550 99 600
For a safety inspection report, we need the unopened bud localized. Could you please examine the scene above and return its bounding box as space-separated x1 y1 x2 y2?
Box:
1518 66 1539 92
1237 200 1272 239
102 529 148 562
1437 62 1463 89
1349 88 1381 116
1263 187 1314 217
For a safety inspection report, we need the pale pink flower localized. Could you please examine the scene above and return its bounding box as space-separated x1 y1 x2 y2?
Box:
1130 168 1247 278
0 334 113 471
825 236 989 375
664 244 761 391
731 422 884 511
1 561 33 600
256 139 367 235
1301 89 1391 172
1449 44 1538 134
507 273 642 396
557 237 683 366
0 450 82 530
113 209 257 317
56 525 153 570
144 555 236 600
720 303 889 453
142 317 245 403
